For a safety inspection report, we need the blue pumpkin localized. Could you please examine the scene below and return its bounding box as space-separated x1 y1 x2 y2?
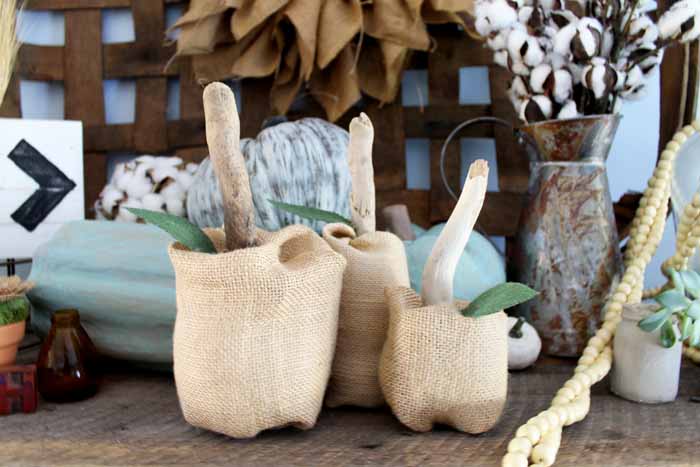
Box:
404 224 506 301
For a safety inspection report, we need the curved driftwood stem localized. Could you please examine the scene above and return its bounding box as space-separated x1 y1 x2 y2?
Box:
421 160 489 306
202 82 256 251
381 204 416 241
348 112 375 236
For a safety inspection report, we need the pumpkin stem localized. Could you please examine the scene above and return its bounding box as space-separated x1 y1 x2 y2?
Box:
509 316 526 338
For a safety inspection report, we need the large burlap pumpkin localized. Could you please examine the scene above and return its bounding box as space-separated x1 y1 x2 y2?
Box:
169 225 346 438
379 286 508 433
322 223 409 408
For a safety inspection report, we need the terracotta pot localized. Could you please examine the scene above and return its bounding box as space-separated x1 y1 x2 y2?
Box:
610 303 682 404
0 320 26 366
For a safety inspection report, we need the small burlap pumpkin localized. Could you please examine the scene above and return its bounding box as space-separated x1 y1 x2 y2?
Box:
322 223 410 408
379 286 508 433
169 224 346 438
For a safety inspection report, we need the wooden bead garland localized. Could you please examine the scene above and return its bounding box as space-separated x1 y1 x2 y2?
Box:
502 122 700 467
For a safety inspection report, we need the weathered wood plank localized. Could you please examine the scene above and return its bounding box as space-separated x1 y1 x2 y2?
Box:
64 8 105 217
132 0 168 154
25 0 185 10
5 352 700 467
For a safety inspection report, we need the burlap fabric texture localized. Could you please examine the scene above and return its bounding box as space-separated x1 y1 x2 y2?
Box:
169 225 346 438
322 223 410 408
171 0 472 121
379 286 507 433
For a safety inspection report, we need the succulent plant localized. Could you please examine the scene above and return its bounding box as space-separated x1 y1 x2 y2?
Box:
638 269 700 348
0 276 33 326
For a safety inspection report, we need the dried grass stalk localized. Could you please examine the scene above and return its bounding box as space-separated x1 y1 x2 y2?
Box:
0 0 20 107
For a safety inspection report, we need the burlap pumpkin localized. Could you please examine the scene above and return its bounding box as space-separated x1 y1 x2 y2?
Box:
168 225 346 438
322 223 410 408
379 286 508 433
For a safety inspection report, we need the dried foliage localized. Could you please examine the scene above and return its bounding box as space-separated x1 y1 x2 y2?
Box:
474 0 700 122
0 0 20 107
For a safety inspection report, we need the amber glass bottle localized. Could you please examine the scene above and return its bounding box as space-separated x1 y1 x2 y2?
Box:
36 309 100 403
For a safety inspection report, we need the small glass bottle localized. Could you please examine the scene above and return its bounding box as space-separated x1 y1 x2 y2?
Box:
36 309 100 403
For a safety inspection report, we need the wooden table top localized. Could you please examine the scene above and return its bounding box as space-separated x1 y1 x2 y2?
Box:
4 348 700 467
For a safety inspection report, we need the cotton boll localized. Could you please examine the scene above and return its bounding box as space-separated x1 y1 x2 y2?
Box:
488 31 509 50
117 199 143 223
475 0 518 36
512 60 532 75
494 49 509 68
509 75 530 108
552 69 573 102
176 171 195 191
549 52 568 70
507 28 529 60
519 6 534 23
524 37 545 66
583 57 617 99
166 198 186 217
571 18 603 61
530 64 552 93
519 95 553 122
557 100 580 119
540 0 563 10
475 16 493 36
629 16 659 44
159 180 187 202
553 23 577 56
601 29 615 57
657 0 700 41
141 193 166 212
95 156 198 222
567 62 585 84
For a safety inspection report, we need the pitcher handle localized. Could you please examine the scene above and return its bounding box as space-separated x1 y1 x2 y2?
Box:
439 117 536 201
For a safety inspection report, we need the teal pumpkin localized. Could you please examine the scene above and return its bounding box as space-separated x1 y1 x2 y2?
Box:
404 224 506 301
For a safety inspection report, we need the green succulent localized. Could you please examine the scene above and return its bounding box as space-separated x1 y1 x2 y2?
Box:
638 269 700 348
0 297 30 326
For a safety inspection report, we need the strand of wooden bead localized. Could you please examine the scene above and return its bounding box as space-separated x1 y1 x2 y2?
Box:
502 123 695 467
685 345 700 363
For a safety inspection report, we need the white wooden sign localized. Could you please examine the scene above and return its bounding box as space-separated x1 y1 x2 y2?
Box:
0 118 84 258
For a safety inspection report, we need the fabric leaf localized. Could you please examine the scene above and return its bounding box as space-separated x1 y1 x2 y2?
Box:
126 208 217 254
269 200 353 227
461 283 538 318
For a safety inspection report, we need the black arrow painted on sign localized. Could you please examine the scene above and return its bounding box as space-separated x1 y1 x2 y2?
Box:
8 139 76 232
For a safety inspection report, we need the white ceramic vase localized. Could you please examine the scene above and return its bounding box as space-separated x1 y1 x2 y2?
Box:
610 303 682 404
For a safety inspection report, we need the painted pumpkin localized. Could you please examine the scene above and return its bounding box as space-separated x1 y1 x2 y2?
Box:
187 117 352 232
404 224 506 301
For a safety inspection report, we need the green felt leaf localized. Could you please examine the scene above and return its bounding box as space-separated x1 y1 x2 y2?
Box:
269 200 353 227
654 289 691 312
461 282 538 318
680 314 693 341
660 320 677 348
638 307 671 332
690 319 700 348
680 270 700 299
126 208 216 254
0 297 30 326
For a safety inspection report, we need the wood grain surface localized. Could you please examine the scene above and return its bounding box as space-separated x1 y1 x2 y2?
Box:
5 350 700 467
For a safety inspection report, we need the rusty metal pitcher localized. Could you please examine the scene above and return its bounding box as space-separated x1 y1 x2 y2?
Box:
440 115 623 357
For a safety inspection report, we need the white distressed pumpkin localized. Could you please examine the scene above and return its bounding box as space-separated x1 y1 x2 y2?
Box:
187 118 352 232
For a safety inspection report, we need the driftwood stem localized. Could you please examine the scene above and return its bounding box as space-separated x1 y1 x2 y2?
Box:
381 204 416 241
348 112 375 236
202 82 256 251
421 160 489 306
